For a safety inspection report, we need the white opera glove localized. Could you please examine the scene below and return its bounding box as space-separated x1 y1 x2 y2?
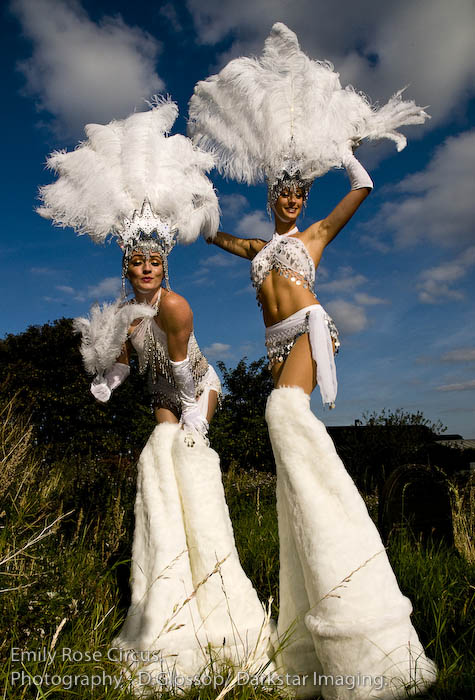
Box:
170 357 209 436
343 152 374 191
90 362 130 403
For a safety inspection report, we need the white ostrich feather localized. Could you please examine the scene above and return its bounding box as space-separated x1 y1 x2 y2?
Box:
38 97 219 245
73 300 155 375
188 22 430 184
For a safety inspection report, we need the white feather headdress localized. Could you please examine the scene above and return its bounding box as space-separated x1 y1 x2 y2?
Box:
188 23 430 206
38 97 219 287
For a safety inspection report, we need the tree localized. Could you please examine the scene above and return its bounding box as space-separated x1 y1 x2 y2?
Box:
361 407 445 433
208 357 275 472
331 408 448 493
0 318 155 462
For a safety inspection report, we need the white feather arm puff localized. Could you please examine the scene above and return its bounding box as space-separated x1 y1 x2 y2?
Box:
37 96 219 246
73 301 156 376
188 22 430 185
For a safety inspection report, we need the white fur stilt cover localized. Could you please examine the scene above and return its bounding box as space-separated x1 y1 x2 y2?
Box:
113 423 272 694
37 97 219 245
188 23 429 186
265 387 437 699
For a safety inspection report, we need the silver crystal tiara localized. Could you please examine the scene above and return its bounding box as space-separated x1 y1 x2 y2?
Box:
120 199 178 293
265 140 314 214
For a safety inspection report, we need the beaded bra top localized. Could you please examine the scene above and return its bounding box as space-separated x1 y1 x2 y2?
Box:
128 293 208 387
250 227 316 304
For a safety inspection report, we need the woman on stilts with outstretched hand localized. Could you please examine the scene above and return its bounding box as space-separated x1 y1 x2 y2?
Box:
37 98 273 694
188 22 437 698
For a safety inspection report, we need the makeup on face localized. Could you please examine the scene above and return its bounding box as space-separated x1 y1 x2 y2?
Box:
127 252 164 291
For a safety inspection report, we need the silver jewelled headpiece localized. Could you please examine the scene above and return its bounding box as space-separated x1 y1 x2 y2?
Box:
120 199 177 294
265 140 314 216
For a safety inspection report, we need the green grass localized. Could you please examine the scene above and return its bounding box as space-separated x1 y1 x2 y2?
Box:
384 531 474 699
1 404 473 699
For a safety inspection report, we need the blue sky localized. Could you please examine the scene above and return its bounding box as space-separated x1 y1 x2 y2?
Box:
2 0 474 436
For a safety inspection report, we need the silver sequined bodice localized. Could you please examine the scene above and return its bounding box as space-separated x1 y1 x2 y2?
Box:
129 315 208 389
250 227 316 302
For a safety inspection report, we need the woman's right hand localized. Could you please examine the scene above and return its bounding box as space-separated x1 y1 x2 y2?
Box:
90 362 130 403
181 405 209 436
91 378 111 403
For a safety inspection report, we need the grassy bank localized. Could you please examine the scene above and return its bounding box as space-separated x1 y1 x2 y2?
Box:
0 403 473 699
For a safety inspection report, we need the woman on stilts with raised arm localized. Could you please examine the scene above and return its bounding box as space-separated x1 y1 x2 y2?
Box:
188 22 437 698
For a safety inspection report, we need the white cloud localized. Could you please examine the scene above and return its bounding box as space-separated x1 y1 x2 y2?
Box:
235 211 273 240
87 276 121 299
325 299 368 335
187 0 475 128
417 246 475 304
359 235 391 254
235 283 254 296
12 0 164 135
201 253 237 268
159 3 183 33
343 0 475 126
47 277 121 301
441 348 475 363
239 342 257 355
315 264 329 281
220 194 249 219
354 292 389 306
191 250 238 285
378 130 475 249
56 285 75 294
31 266 57 275
202 342 232 358
437 379 475 392
417 283 463 306
319 266 367 293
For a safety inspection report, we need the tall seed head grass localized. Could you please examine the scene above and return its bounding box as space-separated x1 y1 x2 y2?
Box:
448 472 474 564
0 396 34 502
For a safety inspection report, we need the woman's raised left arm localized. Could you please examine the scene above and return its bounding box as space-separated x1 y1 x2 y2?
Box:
310 154 373 249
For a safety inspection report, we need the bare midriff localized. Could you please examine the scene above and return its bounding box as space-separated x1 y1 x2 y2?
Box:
259 270 320 327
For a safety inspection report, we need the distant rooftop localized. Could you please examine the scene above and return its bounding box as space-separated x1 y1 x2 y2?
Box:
435 437 475 451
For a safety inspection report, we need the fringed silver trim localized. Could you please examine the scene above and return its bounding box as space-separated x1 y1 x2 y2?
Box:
265 314 310 368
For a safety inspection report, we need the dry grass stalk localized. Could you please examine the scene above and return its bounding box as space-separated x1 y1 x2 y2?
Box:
161 555 230 637
449 474 475 564
50 617 68 650
0 397 34 501
214 601 275 700
0 510 74 569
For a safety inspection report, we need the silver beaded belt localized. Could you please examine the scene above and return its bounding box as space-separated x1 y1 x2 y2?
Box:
264 304 340 407
265 314 310 368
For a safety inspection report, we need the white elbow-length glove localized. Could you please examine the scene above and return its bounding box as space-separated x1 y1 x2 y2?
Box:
343 152 374 190
170 357 209 436
90 362 130 403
